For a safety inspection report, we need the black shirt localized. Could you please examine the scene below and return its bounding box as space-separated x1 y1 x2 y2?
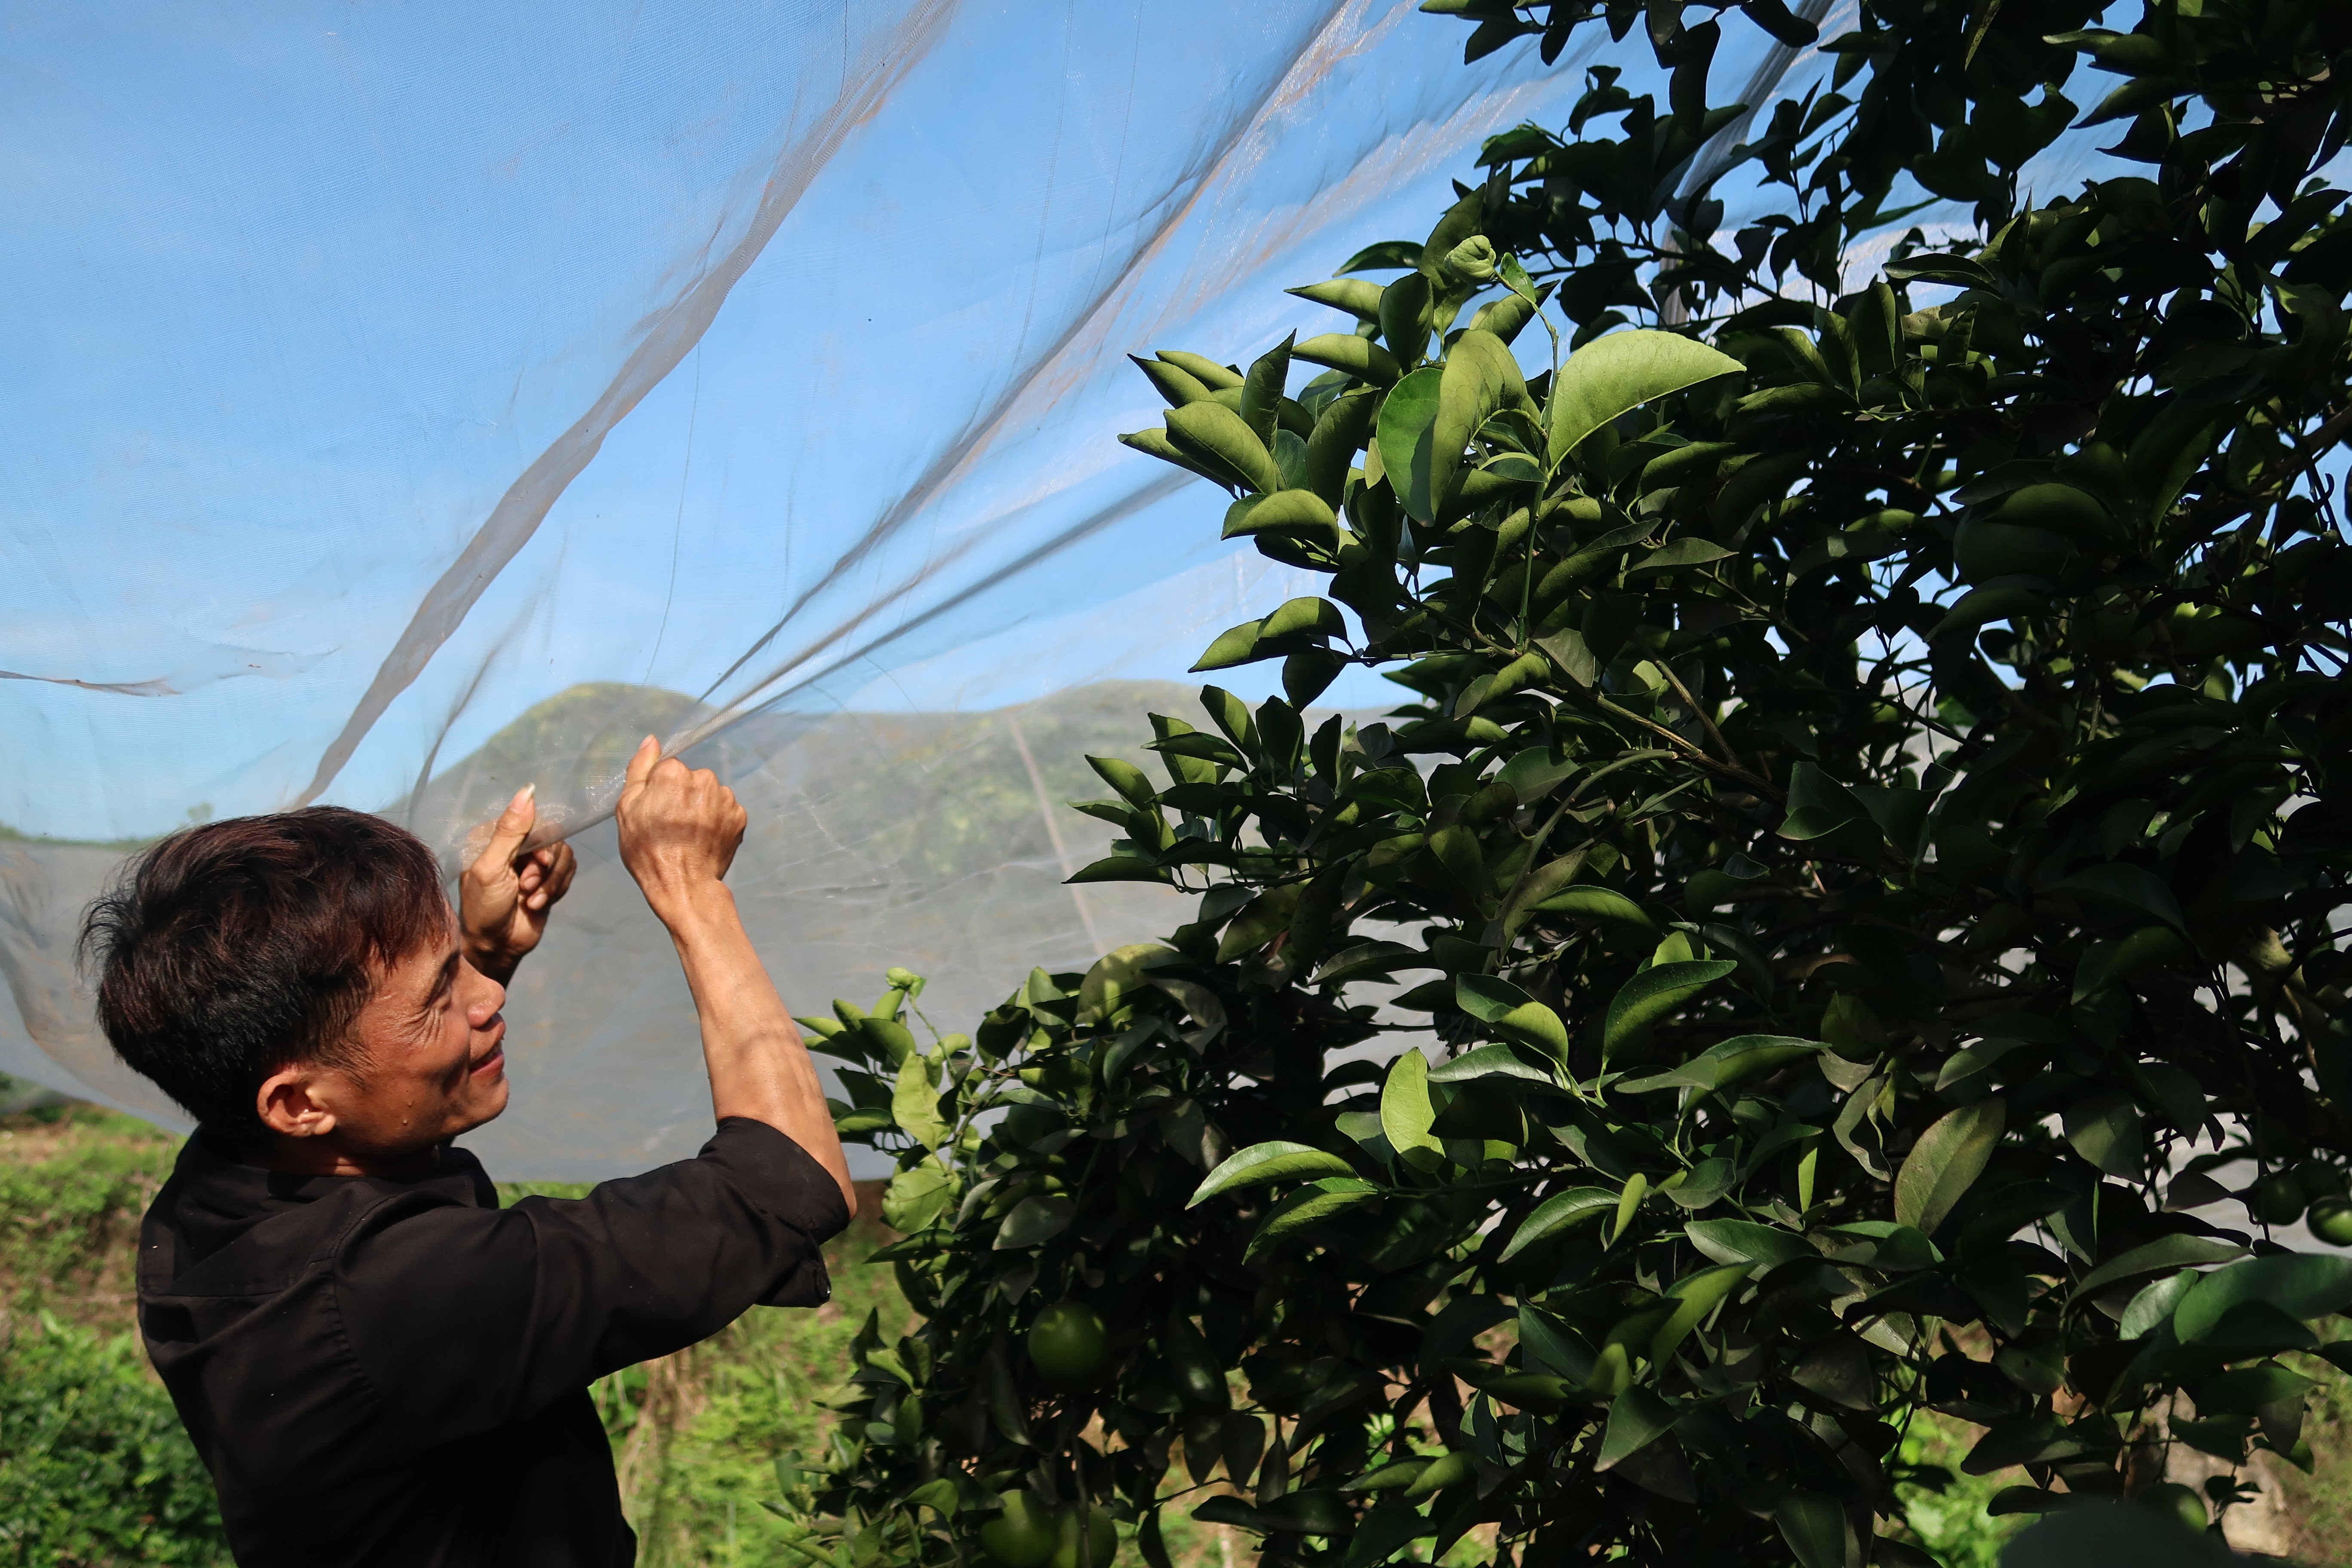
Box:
136 1117 849 1568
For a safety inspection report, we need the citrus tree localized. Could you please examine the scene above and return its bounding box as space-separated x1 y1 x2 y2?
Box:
775 0 2352 1563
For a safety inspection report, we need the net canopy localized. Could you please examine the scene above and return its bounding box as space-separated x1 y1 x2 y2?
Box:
1 0 2132 1173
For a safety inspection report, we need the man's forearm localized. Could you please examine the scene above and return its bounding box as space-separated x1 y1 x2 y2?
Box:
657 885 856 1213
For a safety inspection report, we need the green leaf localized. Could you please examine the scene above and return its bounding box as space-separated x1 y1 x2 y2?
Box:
1079 942 1177 1024
1777 761 1866 841
1287 278 1384 321
1240 333 1294 449
1156 350 1243 390
1293 331 1404 386
1934 1036 2030 1090
1167 401 1283 493
1120 426 1243 489
1303 386 1378 504
1087 755 1157 812
1926 584 2046 641
1602 960 1737 1061
1501 851 1592 937
1774 1491 1848 1568
1893 1099 2005 1235
1623 537 1733 577
1594 1385 1675 1470
2119 1271 2198 1339
1261 595 1346 643
1188 1141 1359 1207
1498 1186 1619 1260
1246 1178 1380 1257
1650 1264 1750 1363
1343 1502 1438 1568
1375 367 1446 521
1215 884 1303 962
1314 941 1438 986
1454 974 1570 1057
1684 1219 1819 1271
2062 1089 2142 1177
2073 1235 2246 1300
1427 1042 1560 1087
1545 330 1745 468
1338 238 1424 273
1066 853 1172 885
1223 488 1338 542
1608 1172 1647 1246
2049 862 2188 931
891 1053 948 1152
882 1160 959 1233
1131 354 1217 408
1885 254 1993 288
1381 1047 1443 1158
2194 1360 2315 1414
1535 627 1598 687
1432 329 1525 505
1531 884 1656 928
2000 1504 2234 1568
2175 1254 2352 1343
1400 1449 1475 1498
1617 1035 1824 1095
993 1194 1074 1250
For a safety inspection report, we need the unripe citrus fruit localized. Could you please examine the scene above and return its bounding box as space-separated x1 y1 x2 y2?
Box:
2138 1482 2208 1533
1027 1301 1108 1389
2309 1197 2352 1246
1048 1503 1118 1568
980 1492 1060 1568
2251 1173 2309 1226
2296 1159 2347 1200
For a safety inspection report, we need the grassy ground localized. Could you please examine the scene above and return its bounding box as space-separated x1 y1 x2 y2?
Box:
9 1093 2352 1565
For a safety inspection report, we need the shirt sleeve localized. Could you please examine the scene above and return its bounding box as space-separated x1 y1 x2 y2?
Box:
331 1118 849 1445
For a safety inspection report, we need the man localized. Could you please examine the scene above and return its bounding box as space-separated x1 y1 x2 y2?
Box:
81 738 854 1568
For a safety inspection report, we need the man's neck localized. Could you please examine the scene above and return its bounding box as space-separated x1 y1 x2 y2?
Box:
230 1133 444 1181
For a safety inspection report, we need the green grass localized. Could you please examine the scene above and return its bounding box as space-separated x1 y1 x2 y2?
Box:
1891 1412 2031 1568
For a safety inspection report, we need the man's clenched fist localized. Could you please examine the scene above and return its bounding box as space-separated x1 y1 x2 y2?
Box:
616 736 747 924
459 784 579 984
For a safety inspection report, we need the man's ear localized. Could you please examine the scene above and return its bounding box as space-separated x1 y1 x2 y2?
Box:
256 1065 338 1140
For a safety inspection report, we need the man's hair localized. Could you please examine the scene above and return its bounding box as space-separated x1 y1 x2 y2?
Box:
80 807 450 1143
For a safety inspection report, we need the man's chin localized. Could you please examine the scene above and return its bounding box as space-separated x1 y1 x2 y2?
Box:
450 1076 511 1139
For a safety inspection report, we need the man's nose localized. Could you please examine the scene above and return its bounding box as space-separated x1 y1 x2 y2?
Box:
469 976 507 1025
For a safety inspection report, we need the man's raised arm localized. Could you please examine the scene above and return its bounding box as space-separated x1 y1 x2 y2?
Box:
614 736 855 1216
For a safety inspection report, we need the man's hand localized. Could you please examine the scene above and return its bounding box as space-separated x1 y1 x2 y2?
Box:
613 735 853 1213
459 784 579 985
616 736 747 925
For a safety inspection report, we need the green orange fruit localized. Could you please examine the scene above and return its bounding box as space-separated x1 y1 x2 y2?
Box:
2137 1482 2208 1533
1047 1503 1118 1568
1027 1301 1109 1389
980 1492 1061 1568
2296 1159 2347 1200
2251 1173 2309 1226
2308 1197 2352 1246
1992 481 2113 540
1953 517 2071 583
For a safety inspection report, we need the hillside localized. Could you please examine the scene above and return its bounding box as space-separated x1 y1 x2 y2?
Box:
391 680 1256 1176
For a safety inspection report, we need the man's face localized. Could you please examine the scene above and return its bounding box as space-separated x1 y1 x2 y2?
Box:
327 910 513 1158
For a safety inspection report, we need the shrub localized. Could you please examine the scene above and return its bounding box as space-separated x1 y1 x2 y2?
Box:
786 0 2352 1564
0 1313 229 1567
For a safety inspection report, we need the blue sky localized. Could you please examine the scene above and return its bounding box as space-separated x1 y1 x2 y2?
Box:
3 0 2134 843
1 0 1629 839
